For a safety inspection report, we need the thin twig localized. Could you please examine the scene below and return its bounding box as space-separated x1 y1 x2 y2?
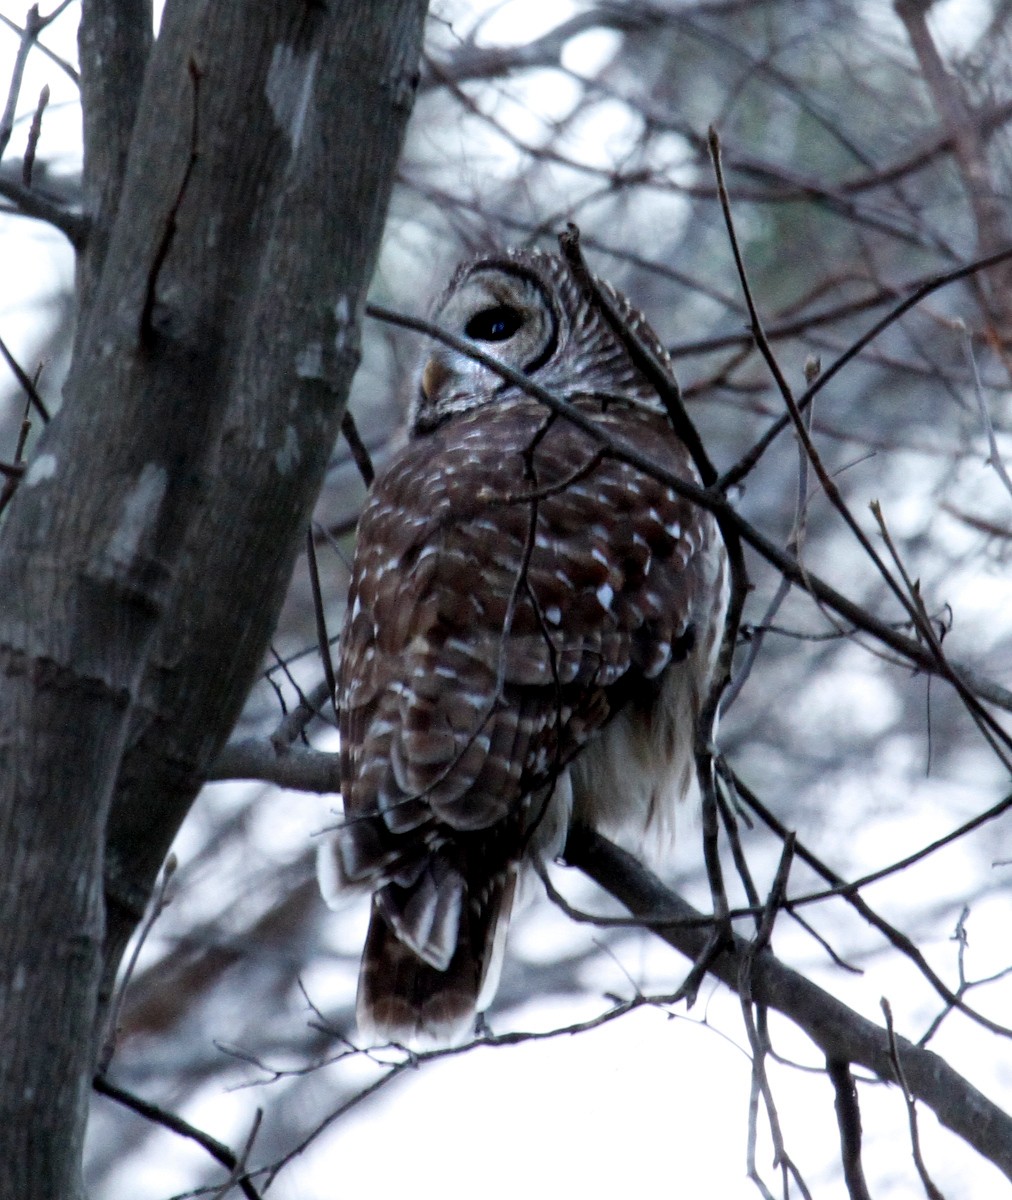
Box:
0 387 33 515
255 990 671 1186
557 222 717 484
305 528 337 711
98 854 177 1073
710 127 915 622
723 572 790 714
700 747 730 930
0 326 49 421
209 1109 263 1200
962 323 1012 503
270 676 334 749
918 906 972 1048
0 172 86 243
881 997 947 1200
21 82 47 186
0 4 41 164
536 857 716 931
719 242 1012 492
724 359 817 710
745 1059 778 1200
716 785 762 929
340 408 375 487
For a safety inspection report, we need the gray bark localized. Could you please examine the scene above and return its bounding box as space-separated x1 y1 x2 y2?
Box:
0 2 427 1196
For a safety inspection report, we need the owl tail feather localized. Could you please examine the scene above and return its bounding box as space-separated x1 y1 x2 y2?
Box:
357 867 517 1048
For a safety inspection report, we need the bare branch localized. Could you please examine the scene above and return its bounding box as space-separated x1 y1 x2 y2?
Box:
0 8 79 85
729 769 1012 1038
896 0 1012 324
92 1076 264 1200
0 327 49 421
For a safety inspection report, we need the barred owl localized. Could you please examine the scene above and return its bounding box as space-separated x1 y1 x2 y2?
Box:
319 248 727 1046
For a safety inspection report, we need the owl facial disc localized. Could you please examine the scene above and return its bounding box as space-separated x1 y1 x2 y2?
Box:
413 264 557 429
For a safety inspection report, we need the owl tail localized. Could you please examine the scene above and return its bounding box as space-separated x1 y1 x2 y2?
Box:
357 863 517 1048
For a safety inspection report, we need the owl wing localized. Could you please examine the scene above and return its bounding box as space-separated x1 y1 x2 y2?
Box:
320 398 720 1043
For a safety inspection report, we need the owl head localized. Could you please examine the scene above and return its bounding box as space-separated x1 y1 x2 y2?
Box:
409 248 672 433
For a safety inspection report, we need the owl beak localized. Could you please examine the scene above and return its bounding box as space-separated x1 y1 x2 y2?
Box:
420 356 450 404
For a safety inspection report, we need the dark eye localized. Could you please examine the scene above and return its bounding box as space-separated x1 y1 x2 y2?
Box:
465 305 523 342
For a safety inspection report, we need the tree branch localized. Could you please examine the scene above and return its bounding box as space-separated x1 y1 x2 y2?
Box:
565 826 1012 1182
208 740 342 793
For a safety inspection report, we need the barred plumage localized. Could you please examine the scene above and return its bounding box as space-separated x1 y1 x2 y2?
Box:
318 248 727 1045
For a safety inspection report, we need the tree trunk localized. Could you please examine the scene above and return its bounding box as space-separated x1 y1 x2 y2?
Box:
0 3 427 1196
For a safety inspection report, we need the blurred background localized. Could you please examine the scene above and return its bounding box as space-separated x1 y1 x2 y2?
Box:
3 1 1012 1195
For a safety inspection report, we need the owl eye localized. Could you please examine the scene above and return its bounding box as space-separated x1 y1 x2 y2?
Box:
464 305 523 342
